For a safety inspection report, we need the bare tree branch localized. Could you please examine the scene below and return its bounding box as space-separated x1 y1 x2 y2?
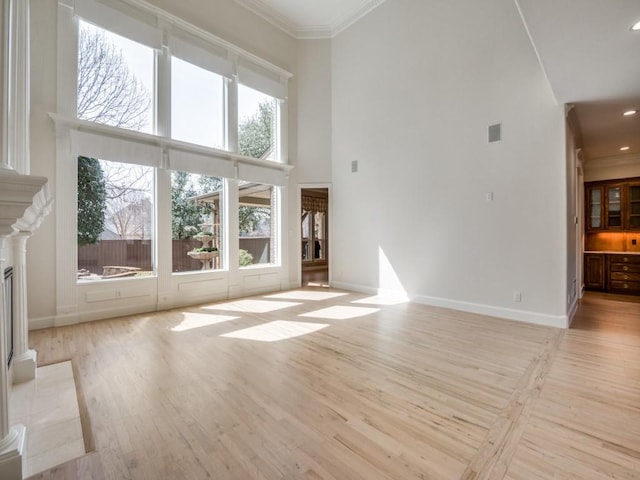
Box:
77 25 151 131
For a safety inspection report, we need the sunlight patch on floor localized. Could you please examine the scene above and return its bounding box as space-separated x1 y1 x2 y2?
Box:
299 306 380 320
171 313 239 332
221 320 328 342
352 295 409 306
264 291 349 301
201 299 301 313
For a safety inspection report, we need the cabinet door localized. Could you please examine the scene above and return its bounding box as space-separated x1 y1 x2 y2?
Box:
584 254 605 290
627 183 640 230
605 185 623 229
586 186 604 230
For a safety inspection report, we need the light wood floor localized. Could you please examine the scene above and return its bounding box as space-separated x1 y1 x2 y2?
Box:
26 290 640 479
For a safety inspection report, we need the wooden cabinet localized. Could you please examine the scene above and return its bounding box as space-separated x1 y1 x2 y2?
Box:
586 178 640 231
584 253 640 295
584 253 605 290
628 183 640 229
608 255 640 293
586 185 604 230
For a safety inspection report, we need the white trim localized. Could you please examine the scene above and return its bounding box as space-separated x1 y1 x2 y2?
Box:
232 0 387 39
330 0 386 38
567 296 578 327
74 0 292 80
49 114 294 177
332 281 569 329
75 0 162 49
28 316 56 331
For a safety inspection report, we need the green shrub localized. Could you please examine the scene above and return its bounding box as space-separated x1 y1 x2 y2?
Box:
239 249 253 266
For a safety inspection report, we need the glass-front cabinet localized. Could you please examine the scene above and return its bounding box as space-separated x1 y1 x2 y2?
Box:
585 179 640 231
629 183 640 229
605 185 622 229
587 185 603 230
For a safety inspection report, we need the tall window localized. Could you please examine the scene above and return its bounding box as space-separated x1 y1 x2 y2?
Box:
77 20 155 134
70 4 288 285
238 85 277 160
171 57 225 148
171 172 224 273
77 158 155 281
239 182 277 266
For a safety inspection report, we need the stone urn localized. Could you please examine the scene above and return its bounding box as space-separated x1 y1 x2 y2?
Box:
187 249 219 270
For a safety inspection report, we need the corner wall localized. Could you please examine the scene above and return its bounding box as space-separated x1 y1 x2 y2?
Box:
330 0 568 326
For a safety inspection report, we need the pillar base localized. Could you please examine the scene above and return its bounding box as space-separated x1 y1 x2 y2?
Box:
12 349 37 384
0 424 26 480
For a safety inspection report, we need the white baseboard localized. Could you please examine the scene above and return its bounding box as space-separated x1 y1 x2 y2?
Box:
567 297 579 327
331 281 378 296
29 316 55 330
333 281 568 329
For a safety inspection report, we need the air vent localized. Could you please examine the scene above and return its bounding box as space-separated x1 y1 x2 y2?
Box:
488 123 502 143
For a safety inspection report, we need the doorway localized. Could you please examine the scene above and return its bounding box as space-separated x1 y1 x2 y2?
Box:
301 187 329 287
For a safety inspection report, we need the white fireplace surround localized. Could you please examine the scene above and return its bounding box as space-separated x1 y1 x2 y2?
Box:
0 0 54 477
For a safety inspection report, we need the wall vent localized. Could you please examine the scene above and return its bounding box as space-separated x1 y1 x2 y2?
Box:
488 123 502 143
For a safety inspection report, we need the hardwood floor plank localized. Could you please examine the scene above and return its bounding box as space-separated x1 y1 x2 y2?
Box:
26 290 640 479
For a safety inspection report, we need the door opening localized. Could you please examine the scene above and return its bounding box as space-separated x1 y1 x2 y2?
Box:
301 188 329 287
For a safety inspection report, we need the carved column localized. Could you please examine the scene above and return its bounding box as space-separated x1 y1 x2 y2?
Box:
11 233 35 383
0 236 26 480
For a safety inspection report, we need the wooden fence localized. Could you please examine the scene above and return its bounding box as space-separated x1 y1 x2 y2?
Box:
78 237 271 274
78 239 202 274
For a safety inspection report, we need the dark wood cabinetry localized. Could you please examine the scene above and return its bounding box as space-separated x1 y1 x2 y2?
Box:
608 255 640 293
586 178 640 232
584 253 640 294
584 253 605 290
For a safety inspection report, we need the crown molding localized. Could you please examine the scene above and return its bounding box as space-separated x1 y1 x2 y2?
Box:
233 0 386 39
330 0 385 38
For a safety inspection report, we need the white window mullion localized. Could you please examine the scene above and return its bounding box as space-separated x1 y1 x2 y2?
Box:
227 56 239 155
156 43 171 139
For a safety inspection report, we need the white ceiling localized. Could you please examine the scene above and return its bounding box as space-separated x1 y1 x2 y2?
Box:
516 0 640 161
235 0 640 162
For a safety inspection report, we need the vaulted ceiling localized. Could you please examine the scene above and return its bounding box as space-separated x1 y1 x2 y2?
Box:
232 0 640 162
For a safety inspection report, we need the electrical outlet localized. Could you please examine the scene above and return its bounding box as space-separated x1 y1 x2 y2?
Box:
513 291 522 302
485 192 494 201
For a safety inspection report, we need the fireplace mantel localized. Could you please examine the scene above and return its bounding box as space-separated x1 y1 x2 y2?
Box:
0 169 52 237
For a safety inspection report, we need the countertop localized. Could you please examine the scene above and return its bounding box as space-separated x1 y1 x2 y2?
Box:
585 251 640 255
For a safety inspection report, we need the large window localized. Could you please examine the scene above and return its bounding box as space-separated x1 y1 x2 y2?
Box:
171 57 225 148
69 1 289 288
238 84 277 160
171 172 224 273
239 182 277 266
77 157 155 281
77 20 155 134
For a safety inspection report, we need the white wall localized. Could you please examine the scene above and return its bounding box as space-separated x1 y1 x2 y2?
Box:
331 0 568 326
295 40 332 184
584 154 640 182
27 0 304 326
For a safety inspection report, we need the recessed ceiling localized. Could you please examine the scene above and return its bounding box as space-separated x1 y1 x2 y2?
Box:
232 0 386 39
516 0 640 161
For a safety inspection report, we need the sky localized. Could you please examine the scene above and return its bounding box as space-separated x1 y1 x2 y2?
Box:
81 20 271 147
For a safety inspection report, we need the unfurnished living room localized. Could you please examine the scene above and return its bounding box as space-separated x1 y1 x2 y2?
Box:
0 0 639 478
